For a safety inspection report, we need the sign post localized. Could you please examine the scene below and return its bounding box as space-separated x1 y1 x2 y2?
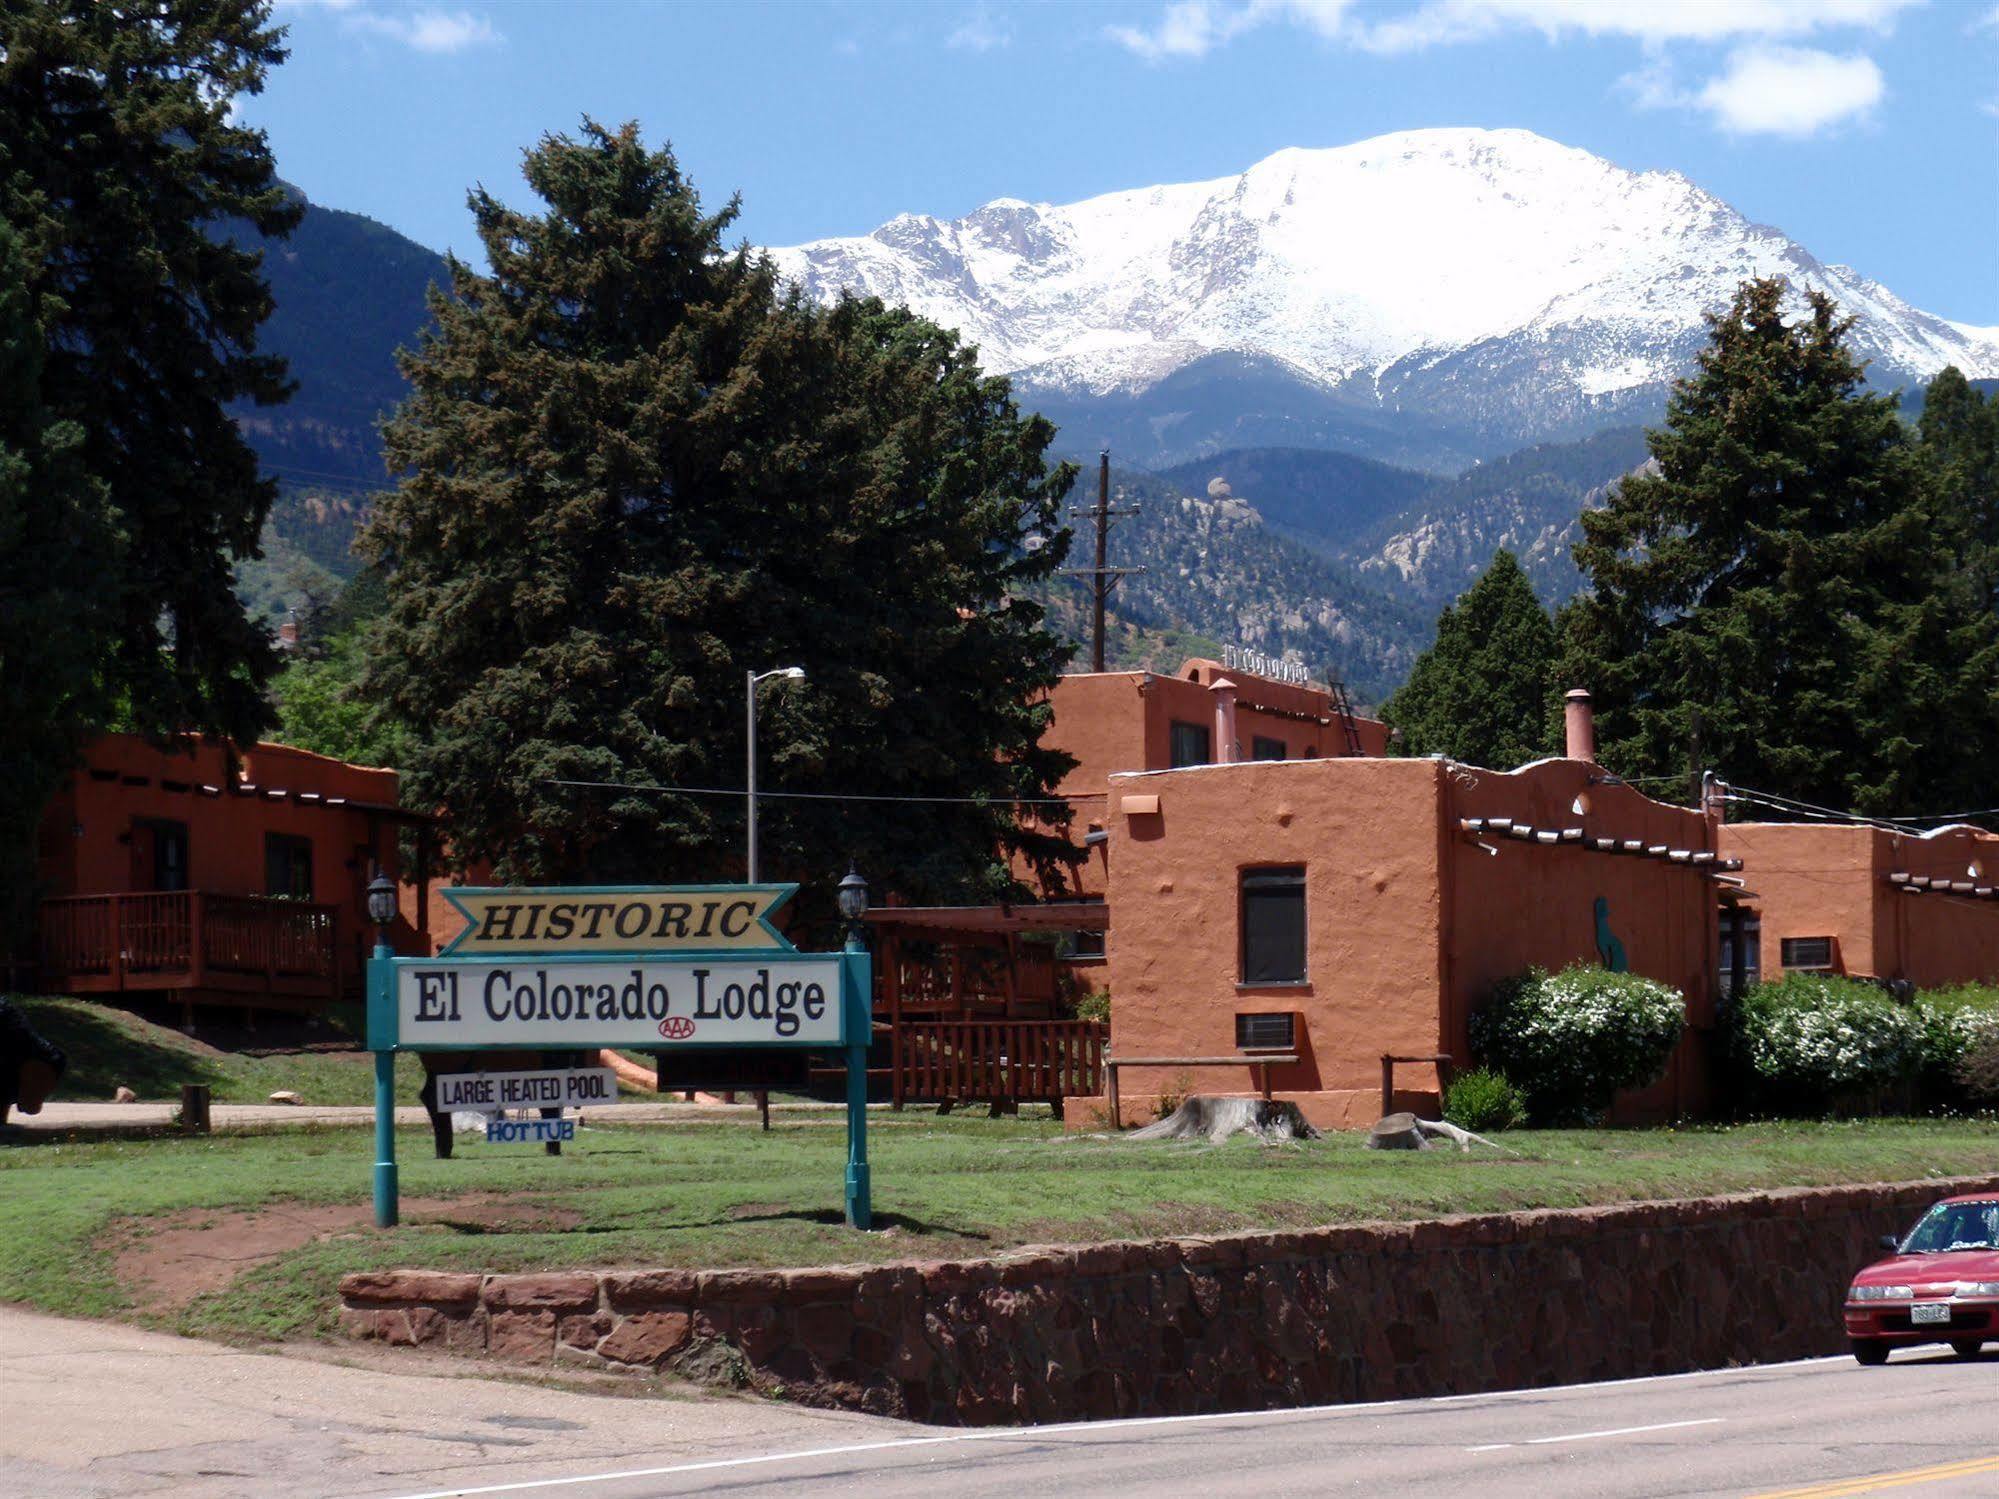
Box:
366 884 872 1231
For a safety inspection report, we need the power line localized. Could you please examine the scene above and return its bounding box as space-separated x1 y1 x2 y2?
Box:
1722 782 1999 834
545 778 1104 806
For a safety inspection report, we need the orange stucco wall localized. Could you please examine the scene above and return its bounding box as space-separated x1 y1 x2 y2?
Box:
34 734 417 986
1026 660 1392 901
1091 754 1721 1130
1720 822 1999 987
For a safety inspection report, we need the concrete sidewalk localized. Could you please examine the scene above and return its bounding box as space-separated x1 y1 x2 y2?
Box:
0 1306 911 1499
6 1098 848 1133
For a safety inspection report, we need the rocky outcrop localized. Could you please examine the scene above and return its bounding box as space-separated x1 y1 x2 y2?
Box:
340 1174 1998 1425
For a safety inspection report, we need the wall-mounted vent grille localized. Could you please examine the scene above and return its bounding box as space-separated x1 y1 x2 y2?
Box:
1236 1012 1295 1051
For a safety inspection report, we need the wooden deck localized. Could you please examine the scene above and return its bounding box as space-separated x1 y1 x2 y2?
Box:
38 890 342 1009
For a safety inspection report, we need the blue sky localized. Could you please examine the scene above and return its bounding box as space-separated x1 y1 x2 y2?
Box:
255 1 1998 323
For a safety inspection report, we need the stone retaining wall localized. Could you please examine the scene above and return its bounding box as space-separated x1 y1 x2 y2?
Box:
339 1174 1999 1425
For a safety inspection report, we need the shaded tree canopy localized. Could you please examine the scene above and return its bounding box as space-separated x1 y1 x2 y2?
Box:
1382 549 1557 770
362 121 1077 908
1559 280 1999 819
0 0 295 930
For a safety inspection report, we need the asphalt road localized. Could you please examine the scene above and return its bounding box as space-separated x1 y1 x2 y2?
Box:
3 1306 1993 1499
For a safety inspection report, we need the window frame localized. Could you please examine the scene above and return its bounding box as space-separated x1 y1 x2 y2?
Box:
1250 735 1287 762
1235 1011 1296 1051
265 832 314 902
1239 864 1308 987
1168 719 1212 769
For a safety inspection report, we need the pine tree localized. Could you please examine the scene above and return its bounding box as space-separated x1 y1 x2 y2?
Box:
1562 280 1996 817
361 122 1077 907
1382 549 1557 768
0 221 116 936
0 0 298 928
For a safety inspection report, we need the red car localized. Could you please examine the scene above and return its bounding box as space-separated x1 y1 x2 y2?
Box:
1845 1194 1999 1365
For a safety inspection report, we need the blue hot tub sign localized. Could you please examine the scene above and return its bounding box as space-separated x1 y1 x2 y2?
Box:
366 882 873 1232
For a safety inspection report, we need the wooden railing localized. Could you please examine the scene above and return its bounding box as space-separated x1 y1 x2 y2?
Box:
202 894 336 979
893 1019 1107 1106
38 891 339 1001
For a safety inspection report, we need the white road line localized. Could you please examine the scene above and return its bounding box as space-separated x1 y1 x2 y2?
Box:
1465 1417 1727 1453
1526 1417 1725 1446
364 1361 1830 1499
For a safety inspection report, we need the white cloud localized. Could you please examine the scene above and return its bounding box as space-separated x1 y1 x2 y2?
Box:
280 1 503 54
1692 45 1884 136
345 8 501 54
1357 1 1920 53
1106 0 1921 60
948 6 1014 52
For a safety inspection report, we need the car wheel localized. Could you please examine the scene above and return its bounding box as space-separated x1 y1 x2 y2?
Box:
1850 1339 1890 1367
1950 1339 1984 1359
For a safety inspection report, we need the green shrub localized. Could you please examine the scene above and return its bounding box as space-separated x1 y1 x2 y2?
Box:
1469 965 1684 1125
1959 1030 1999 1105
1442 1068 1527 1133
1919 984 1999 1109
1725 974 1925 1115
1070 988 1111 1024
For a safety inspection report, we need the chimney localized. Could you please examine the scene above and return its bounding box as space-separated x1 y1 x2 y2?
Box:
1210 677 1239 765
1564 688 1596 764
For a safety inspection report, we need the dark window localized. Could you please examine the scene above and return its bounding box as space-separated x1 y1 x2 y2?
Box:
1236 1012 1295 1050
1169 720 1212 768
1251 735 1287 761
1781 935 1834 971
1720 911 1761 998
1068 930 1106 960
265 834 313 901
1241 866 1306 984
142 820 189 891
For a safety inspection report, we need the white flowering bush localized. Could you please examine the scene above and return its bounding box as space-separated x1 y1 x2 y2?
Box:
1727 975 1925 1114
1918 984 1999 1108
1470 965 1685 1125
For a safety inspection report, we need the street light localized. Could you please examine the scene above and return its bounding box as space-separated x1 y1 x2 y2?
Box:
366 870 397 956
837 863 870 951
747 666 805 884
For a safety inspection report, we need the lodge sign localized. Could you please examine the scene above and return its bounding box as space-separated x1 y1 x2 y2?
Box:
440 885 795 956
396 955 845 1048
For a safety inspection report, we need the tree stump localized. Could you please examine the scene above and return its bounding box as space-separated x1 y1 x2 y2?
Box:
1366 1111 1427 1149
1127 1095 1321 1144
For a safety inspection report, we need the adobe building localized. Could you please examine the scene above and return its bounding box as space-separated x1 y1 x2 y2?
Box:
1717 821 1999 990
1086 700 1732 1130
1021 657 1390 911
31 734 430 1020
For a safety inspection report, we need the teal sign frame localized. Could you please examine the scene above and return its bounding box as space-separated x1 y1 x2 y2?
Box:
365 882 872 1230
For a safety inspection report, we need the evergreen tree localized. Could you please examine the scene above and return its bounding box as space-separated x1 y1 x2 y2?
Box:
362 122 1076 906
1382 549 1557 768
0 0 297 925
0 220 116 936
1561 280 1997 816
1919 367 1999 609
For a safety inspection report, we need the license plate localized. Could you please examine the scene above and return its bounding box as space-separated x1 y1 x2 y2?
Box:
1910 1302 1950 1325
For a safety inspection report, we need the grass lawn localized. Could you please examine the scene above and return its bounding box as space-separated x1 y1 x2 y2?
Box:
12 996 424 1106
10 997 657 1107
2 1112 1995 1347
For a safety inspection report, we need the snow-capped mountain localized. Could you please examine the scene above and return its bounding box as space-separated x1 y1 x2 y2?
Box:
772 128 1998 465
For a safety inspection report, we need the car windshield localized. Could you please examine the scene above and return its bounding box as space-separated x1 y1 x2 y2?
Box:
1899 1201 1999 1254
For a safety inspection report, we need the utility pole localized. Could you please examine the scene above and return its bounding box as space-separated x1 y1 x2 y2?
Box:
1063 449 1143 672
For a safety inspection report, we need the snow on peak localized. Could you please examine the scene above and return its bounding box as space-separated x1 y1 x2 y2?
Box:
769 127 1994 420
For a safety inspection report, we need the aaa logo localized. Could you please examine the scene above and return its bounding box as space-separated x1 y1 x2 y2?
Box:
658 1015 696 1040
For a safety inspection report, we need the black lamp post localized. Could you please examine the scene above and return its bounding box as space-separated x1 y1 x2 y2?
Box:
837 864 869 952
366 871 396 957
